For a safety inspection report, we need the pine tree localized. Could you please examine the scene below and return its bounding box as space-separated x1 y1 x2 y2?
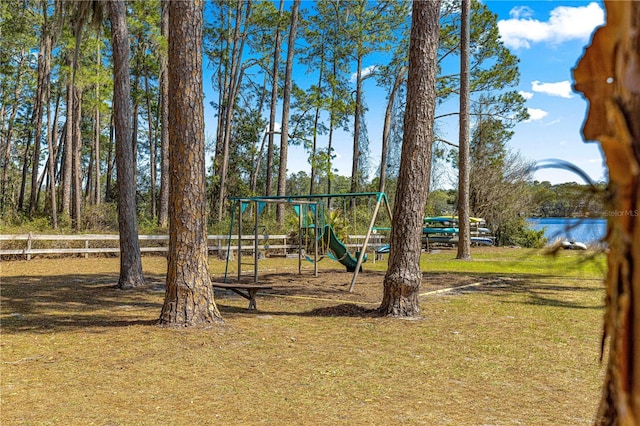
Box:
380 0 441 318
160 0 222 327
108 0 146 289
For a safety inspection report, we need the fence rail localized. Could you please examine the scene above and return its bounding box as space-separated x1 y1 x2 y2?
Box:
0 233 386 260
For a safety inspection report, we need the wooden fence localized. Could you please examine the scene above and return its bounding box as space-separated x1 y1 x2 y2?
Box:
0 233 386 260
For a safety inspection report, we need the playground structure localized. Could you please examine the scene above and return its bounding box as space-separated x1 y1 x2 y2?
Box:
223 192 393 292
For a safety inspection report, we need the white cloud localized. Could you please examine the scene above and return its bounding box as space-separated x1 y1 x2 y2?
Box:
509 6 534 20
350 65 378 83
524 108 548 122
519 90 534 100
497 2 604 49
531 80 573 98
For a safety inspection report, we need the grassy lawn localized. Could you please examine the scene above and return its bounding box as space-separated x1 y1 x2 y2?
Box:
1 247 606 425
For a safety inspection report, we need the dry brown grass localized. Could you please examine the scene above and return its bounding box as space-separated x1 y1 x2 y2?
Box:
1 249 605 425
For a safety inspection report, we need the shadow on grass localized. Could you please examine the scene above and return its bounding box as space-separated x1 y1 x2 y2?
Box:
447 275 605 311
1 273 165 334
1 267 605 332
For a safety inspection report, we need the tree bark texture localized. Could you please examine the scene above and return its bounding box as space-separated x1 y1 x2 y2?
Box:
1 97 7 210
350 54 363 200
457 0 472 260
45 81 58 228
159 0 222 327
29 4 54 216
276 0 300 225
108 0 146 290
144 72 156 219
379 67 407 194
216 0 251 221
71 86 83 229
93 46 101 207
61 81 73 215
1 52 26 211
573 2 640 424
379 0 441 318
158 0 169 228
266 0 284 197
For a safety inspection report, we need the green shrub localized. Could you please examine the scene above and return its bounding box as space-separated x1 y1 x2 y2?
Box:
82 203 118 232
496 217 547 248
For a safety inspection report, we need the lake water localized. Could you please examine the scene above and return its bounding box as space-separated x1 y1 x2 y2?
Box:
527 217 607 245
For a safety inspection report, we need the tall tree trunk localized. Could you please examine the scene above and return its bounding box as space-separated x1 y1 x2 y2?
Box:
326 57 338 209
266 0 284 197
29 0 56 217
91 102 100 205
34 156 49 209
160 0 222 327
276 0 300 225
60 81 73 216
211 1 231 198
145 72 157 219
105 113 115 202
327 123 334 203
158 0 169 228
379 67 407 193
1 51 26 211
0 99 6 210
108 0 146 290
69 3 88 228
71 86 83 229
46 84 59 228
131 72 140 188
250 131 268 195
309 38 325 196
456 0 472 260
93 35 101 206
573 2 640 423
249 72 269 195
379 0 441 318
18 114 33 212
85 133 95 203
216 0 252 222
350 54 363 201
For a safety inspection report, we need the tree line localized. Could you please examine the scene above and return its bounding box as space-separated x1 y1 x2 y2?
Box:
1 0 527 233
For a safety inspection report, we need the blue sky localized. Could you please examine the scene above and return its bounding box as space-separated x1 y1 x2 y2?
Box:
490 0 606 185
203 0 607 188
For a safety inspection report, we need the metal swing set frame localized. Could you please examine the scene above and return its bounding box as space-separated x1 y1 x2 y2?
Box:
223 192 392 292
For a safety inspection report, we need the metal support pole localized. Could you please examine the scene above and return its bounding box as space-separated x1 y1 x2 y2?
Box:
349 197 382 292
314 203 318 277
254 202 259 283
298 203 303 275
237 201 242 282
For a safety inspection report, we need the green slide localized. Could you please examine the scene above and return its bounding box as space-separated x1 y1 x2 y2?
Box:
322 225 367 272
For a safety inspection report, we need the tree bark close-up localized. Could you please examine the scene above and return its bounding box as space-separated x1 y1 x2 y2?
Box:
573 1 640 424
379 0 441 318
159 0 222 327
108 0 146 290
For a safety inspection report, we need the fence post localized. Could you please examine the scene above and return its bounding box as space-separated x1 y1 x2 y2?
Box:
85 239 89 259
26 232 32 261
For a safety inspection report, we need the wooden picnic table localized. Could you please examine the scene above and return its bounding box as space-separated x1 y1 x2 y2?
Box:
212 282 272 310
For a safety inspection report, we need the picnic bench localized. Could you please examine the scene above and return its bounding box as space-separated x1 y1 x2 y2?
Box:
212 282 272 310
